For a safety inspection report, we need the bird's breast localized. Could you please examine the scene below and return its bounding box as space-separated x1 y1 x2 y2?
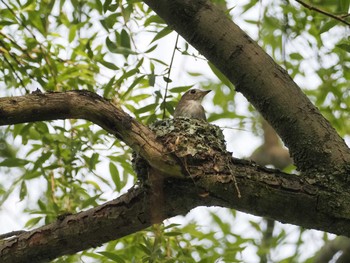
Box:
174 100 206 120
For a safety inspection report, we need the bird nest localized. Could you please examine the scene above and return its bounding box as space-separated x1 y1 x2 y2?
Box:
133 118 234 181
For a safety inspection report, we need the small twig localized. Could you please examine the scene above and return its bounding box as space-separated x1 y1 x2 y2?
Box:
295 0 350 27
0 31 36 92
162 34 179 120
0 44 28 92
0 230 27 239
0 31 30 55
219 126 251 132
181 156 198 186
175 47 207 61
228 164 241 198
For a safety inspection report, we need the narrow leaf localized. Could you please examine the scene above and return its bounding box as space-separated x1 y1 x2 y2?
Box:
109 162 121 191
150 27 172 43
0 158 29 167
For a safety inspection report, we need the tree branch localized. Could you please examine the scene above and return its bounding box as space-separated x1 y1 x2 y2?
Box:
2 156 350 262
294 0 350 27
0 90 182 177
142 0 350 173
1 91 350 261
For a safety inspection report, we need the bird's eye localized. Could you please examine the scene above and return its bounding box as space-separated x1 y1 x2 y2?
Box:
190 90 196 94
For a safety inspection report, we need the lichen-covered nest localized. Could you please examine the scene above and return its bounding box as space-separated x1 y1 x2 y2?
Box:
133 118 234 180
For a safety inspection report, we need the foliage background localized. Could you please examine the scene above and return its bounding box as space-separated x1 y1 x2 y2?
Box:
0 0 349 262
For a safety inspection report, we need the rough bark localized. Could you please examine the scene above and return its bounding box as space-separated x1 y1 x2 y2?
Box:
1 154 350 262
142 0 350 173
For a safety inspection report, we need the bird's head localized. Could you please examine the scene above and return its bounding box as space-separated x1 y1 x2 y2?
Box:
180 89 211 102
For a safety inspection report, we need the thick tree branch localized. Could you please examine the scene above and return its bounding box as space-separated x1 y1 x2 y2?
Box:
0 90 182 177
1 157 350 262
142 0 350 173
1 91 350 261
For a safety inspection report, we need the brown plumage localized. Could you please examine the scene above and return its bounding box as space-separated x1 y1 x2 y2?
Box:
174 89 211 120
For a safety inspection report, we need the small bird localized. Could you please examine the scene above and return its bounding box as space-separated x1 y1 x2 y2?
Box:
174 89 211 121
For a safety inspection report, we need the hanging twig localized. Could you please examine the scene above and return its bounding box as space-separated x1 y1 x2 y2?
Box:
162 34 179 120
295 0 350 27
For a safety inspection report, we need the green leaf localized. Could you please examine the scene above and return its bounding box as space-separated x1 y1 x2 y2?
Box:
138 243 151 255
106 37 138 55
103 76 116 98
95 0 103 13
336 44 350 53
338 0 349 12
150 27 172 43
144 15 165 26
81 194 101 208
117 68 140 85
135 103 157 114
32 151 52 171
19 181 27 201
120 29 131 49
69 24 77 43
100 13 118 30
85 180 102 191
145 45 157 53
0 158 29 167
165 100 175 114
24 217 42 228
170 85 193 93
106 37 118 53
99 59 119 70
23 170 42 180
28 10 46 36
241 0 259 13
164 231 182 236
89 153 99 170
121 75 145 99
208 62 233 89
109 162 121 191
35 123 50 135
163 223 181 229
319 20 338 34
103 0 112 13
163 76 172 83
151 58 167 66
121 4 133 23
98 252 125 263
148 74 155 86
289 53 303 60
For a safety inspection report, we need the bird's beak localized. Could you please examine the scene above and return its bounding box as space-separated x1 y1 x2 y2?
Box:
202 90 211 97
205 90 211 94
